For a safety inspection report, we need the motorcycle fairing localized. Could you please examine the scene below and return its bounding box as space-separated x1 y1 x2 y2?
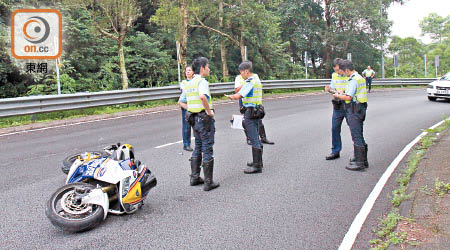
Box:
81 188 110 220
94 158 134 184
66 157 107 184
120 166 148 213
66 157 134 185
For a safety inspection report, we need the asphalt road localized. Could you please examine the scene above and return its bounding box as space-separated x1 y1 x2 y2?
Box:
0 88 448 249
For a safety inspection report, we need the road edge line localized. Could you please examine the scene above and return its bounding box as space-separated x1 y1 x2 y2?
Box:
338 118 446 250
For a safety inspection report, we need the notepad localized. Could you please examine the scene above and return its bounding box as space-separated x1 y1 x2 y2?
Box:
231 115 244 130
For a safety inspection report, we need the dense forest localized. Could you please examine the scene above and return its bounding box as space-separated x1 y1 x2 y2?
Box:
0 0 449 98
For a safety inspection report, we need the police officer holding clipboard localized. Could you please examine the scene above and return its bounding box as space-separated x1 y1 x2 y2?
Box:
226 61 265 174
235 74 274 145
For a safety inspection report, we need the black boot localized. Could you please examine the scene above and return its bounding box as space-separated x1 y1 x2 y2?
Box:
349 144 369 168
346 145 365 171
244 148 263 174
203 159 220 191
189 156 204 186
259 124 274 145
247 147 263 168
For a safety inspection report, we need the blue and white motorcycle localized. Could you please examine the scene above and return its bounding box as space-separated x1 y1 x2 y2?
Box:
46 143 157 232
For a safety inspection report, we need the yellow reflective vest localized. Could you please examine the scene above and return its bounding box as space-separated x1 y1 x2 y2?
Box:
363 69 374 77
331 72 348 92
332 72 349 103
242 75 263 106
186 76 212 113
350 73 367 103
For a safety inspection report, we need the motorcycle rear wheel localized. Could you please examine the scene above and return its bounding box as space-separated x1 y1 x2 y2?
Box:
61 151 106 174
45 183 105 232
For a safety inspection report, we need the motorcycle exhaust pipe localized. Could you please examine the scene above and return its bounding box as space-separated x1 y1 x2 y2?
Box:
108 193 118 203
101 185 115 193
141 173 157 196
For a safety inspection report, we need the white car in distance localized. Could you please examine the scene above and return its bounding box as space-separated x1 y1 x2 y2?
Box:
427 72 450 101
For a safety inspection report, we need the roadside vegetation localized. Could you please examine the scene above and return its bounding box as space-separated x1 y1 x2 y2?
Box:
369 118 450 250
1 1 449 99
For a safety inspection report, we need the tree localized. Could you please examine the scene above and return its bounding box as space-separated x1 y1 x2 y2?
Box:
150 0 191 73
279 0 324 76
189 0 290 79
0 0 36 98
387 36 425 77
278 0 403 77
420 13 449 43
70 0 140 89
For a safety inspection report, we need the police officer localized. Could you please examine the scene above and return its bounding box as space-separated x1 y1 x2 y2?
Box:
184 57 220 190
333 60 368 171
325 58 349 160
362 66 376 93
178 65 194 151
235 74 274 145
226 61 264 174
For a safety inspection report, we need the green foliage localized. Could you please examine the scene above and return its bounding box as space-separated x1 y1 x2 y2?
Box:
0 1 33 98
370 209 408 250
419 13 450 43
434 178 450 198
125 31 177 87
386 13 450 78
1 1 449 98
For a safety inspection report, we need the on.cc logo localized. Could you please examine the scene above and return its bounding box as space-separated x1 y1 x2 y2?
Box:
11 9 62 59
23 16 51 44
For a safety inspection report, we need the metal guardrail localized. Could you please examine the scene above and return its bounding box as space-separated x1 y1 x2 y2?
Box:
0 78 436 118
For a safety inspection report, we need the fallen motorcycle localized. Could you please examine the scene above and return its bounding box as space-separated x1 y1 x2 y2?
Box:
45 143 157 232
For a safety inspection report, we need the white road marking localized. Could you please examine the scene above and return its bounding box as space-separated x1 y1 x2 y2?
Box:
338 118 448 250
155 137 195 149
154 140 183 149
0 109 179 137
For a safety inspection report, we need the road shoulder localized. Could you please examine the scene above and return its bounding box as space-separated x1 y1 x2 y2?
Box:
391 126 450 249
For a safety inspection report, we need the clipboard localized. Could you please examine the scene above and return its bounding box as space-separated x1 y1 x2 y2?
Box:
231 115 244 130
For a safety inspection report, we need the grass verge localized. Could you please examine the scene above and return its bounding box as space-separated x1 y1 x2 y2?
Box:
369 117 450 250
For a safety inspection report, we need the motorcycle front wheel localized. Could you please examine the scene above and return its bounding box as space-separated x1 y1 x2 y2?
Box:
45 183 105 232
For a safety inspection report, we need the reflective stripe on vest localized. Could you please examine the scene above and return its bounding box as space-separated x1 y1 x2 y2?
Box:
351 73 367 103
242 77 263 106
331 72 348 92
331 72 350 104
186 77 212 113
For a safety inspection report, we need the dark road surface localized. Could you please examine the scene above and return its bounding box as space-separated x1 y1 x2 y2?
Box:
0 88 448 249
